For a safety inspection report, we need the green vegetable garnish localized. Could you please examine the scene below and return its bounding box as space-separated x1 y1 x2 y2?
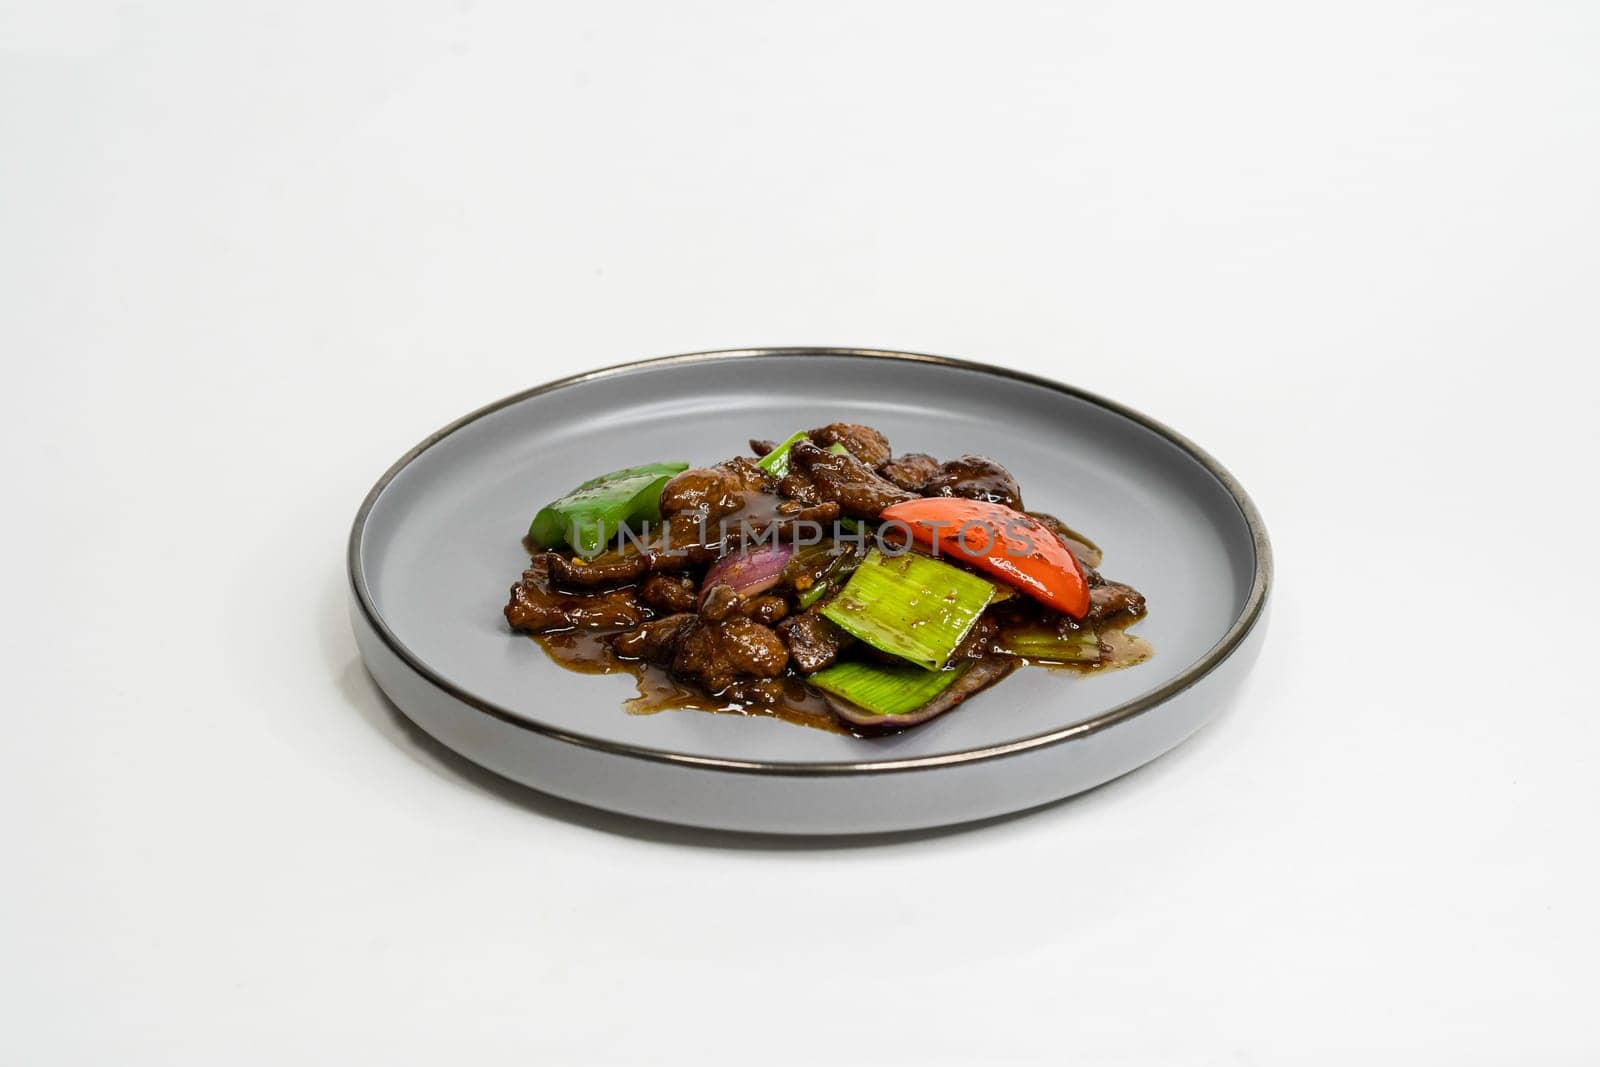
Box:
528 461 689 558
791 542 863 610
754 431 810 478
993 624 1101 664
819 549 995 670
809 660 968 717
754 432 851 479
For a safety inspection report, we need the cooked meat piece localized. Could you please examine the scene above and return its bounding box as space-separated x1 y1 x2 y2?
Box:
639 574 698 613
1086 579 1146 626
776 610 854 674
545 550 651 588
659 467 748 522
807 423 892 468
826 657 1016 730
740 595 788 626
700 583 740 621
550 510 729 588
652 513 728 568
763 499 841 536
719 457 779 494
880 452 940 492
952 615 999 661
786 440 915 519
777 470 822 505
1027 511 1103 569
611 613 696 664
923 455 1024 511
673 617 790 694
749 438 777 457
505 555 649 633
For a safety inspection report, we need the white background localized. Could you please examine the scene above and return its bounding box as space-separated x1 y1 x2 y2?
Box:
4 2 1597 1063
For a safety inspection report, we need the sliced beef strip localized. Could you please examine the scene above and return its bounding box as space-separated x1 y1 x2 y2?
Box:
879 452 940 492
1085 579 1146 627
699 583 740 621
720 456 779 494
639 574 699 613
610 613 696 664
922 455 1024 511
740 595 788 626
545 550 652 588
777 470 822 505
807 423 892 468
1027 511 1103 569
775 610 855 674
785 440 915 519
749 438 778 458
549 510 727 588
951 615 999 661
505 555 649 633
672 617 790 694
762 499 841 534
659 466 748 522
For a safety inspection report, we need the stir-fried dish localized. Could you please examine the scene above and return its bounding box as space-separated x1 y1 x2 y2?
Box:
503 424 1150 734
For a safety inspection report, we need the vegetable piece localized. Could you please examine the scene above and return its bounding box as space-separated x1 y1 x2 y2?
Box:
825 442 851 456
809 660 965 717
794 546 863 609
816 657 1016 728
700 542 795 604
529 462 689 558
878 498 1090 619
753 431 810 478
819 549 995 670
994 624 1101 664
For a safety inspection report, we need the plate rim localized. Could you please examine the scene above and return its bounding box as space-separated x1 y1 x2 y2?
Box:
348 346 1273 776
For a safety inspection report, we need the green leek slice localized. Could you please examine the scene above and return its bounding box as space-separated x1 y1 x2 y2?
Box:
994 624 1101 664
819 549 995 670
809 660 967 717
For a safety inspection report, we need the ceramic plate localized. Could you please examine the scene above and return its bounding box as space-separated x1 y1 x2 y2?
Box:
348 348 1271 834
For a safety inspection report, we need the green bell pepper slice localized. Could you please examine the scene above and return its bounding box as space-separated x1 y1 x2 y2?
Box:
528 461 689 558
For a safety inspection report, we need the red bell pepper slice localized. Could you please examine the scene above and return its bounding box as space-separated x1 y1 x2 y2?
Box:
878 497 1091 619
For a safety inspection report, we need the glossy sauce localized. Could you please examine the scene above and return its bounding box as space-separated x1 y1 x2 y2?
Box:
535 628 855 734
533 611 1151 735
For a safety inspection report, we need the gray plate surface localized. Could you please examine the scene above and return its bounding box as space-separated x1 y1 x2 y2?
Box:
349 348 1271 834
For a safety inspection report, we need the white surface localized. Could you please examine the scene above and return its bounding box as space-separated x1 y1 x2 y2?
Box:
3 2 1596 1063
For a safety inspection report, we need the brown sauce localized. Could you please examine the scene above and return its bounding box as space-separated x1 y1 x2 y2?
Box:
533 611 1152 735
1010 614 1153 673
535 628 855 734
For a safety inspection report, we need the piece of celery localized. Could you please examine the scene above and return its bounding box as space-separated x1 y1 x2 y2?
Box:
754 431 810 478
994 624 1101 664
809 660 967 717
528 461 689 557
820 549 995 670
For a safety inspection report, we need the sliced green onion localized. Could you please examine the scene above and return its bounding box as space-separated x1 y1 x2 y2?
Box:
528 461 689 557
809 660 967 717
754 431 810 478
825 442 851 456
820 549 995 670
789 541 863 609
795 581 832 610
994 624 1101 664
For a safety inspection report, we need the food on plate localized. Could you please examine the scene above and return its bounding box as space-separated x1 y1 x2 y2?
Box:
503 424 1150 734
